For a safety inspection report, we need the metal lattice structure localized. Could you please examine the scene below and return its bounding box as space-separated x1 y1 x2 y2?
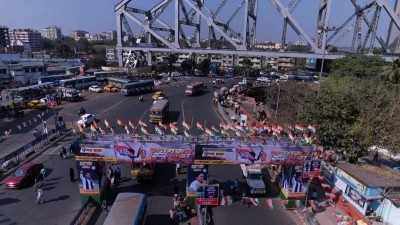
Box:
114 0 400 67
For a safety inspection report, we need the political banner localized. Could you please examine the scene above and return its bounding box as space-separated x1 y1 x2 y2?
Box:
303 161 321 178
78 141 313 165
76 161 100 195
195 184 220 206
187 164 208 198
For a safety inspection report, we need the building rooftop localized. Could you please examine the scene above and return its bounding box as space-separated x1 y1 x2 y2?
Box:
336 163 400 188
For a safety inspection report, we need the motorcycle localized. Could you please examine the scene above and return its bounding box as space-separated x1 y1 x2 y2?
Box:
78 108 86 116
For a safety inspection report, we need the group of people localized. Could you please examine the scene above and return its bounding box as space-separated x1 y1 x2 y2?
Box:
106 166 122 189
60 143 73 160
170 192 191 224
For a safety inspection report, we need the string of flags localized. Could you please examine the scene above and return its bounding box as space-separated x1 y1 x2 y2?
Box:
77 117 317 145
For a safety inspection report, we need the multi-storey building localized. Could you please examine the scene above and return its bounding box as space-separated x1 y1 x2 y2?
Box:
8 29 42 52
70 30 89 41
42 26 62 41
102 30 117 40
0 26 10 48
278 57 296 70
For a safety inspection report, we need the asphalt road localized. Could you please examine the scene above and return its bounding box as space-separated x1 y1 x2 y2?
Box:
0 77 298 225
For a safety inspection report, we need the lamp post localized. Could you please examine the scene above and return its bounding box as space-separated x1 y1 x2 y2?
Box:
317 26 335 99
275 80 281 118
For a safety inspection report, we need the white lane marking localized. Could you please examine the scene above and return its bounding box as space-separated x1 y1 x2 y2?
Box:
181 99 187 121
45 145 62 155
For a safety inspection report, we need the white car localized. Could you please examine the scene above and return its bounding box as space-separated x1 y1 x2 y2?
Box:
257 77 269 82
77 114 96 127
89 85 102 93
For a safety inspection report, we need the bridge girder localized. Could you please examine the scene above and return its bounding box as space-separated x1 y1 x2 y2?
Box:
115 0 400 67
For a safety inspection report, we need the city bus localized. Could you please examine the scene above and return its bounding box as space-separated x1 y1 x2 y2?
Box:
149 99 169 123
38 74 75 85
120 80 155 96
59 76 97 90
93 71 127 82
103 192 147 225
185 82 205 96
106 77 134 88
9 82 55 103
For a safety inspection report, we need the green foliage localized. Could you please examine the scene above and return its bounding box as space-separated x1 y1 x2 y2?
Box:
181 59 195 73
263 76 400 161
382 59 400 84
329 54 386 78
85 55 107 69
199 58 211 75
167 53 178 67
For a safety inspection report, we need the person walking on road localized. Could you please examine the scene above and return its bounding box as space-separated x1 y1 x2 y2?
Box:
35 183 45 204
68 143 73 154
60 150 65 160
40 168 47 182
0 95 2 102
62 147 67 157
69 168 75 182
5 93 9 101
169 208 176 224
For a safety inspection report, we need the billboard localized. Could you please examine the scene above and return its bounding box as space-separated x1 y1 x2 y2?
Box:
195 184 220 206
187 164 209 198
77 161 100 195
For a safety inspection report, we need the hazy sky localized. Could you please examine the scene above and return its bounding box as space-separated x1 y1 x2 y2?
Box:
0 0 396 46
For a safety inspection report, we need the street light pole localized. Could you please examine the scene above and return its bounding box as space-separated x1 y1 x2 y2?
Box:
275 81 281 118
317 26 335 99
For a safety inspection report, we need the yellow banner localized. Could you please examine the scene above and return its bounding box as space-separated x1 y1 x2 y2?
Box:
75 156 116 162
193 160 237 164
79 189 100 195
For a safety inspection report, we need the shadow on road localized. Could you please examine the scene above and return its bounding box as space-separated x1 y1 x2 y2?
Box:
44 194 70 203
0 197 20 205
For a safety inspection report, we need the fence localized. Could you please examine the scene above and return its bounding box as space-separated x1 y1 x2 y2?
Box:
0 124 65 173
69 200 91 225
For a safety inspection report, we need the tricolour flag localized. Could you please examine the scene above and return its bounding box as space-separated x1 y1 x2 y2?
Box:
129 120 135 129
226 123 235 132
90 124 97 133
235 130 241 137
302 132 312 144
221 129 230 137
78 124 84 132
182 121 191 130
277 125 283 132
125 125 130 134
273 131 281 140
266 199 274 210
139 119 147 127
159 122 167 129
272 126 281 134
205 128 215 137
196 122 204 131
99 126 106 135
308 124 317 133
219 121 226 129
117 119 126 127
235 125 243 131
325 192 336 199
211 125 219 133
263 125 271 132
141 127 149 135
170 123 178 131
93 120 99 129
287 124 293 130
104 118 111 128
295 123 304 132
110 127 115 135
321 183 331 189
288 131 295 142
171 128 178 136
184 130 190 138
155 125 164 136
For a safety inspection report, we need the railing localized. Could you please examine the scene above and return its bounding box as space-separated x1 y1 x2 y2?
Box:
295 205 320 225
69 200 91 225
0 124 65 173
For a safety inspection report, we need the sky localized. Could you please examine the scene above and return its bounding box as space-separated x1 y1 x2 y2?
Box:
0 0 397 47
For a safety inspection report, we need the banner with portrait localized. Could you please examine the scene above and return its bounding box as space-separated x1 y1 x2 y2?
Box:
280 164 308 197
76 161 100 195
187 164 209 198
302 161 322 178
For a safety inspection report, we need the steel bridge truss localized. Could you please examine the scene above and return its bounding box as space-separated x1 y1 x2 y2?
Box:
115 0 400 67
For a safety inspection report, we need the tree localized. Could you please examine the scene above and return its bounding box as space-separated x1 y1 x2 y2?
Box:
167 53 178 67
241 57 252 76
199 58 211 75
42 38 55 50
181 59 195 73
85 55 107 69
77 38 93 54
329 54 386 78
382 58 400 84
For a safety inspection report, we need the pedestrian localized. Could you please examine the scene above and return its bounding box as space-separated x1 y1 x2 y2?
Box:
241 190 248 207
33 129 38 138
114 167 121 185
62 147 67 157
169 208 176 224
0 95 2 102
176 163 181 174
69 168 75 182
60 150 64 160
40 168 47 182
68 143 73 154
5 93 9 100
233 178 239 196
36 183 45 204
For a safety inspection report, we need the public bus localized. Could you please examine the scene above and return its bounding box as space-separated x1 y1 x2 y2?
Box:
149 99 169 123
185 82 205 96
38 74 75 85
106 77 135 89
93 71 127 82
103 192 147 225
59 76 97 90
9 82 55 103
120 80 155 96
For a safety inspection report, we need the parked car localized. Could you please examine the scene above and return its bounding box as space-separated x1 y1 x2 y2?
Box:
77 114 96 127
5 163 44 189
27 100 48 110
257 77 269 82
89 85 102 93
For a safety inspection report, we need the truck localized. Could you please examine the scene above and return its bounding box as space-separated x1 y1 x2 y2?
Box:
58 87 81 102
240 164 266 194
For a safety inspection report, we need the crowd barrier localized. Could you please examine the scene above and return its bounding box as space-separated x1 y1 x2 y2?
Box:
0 124 66 173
